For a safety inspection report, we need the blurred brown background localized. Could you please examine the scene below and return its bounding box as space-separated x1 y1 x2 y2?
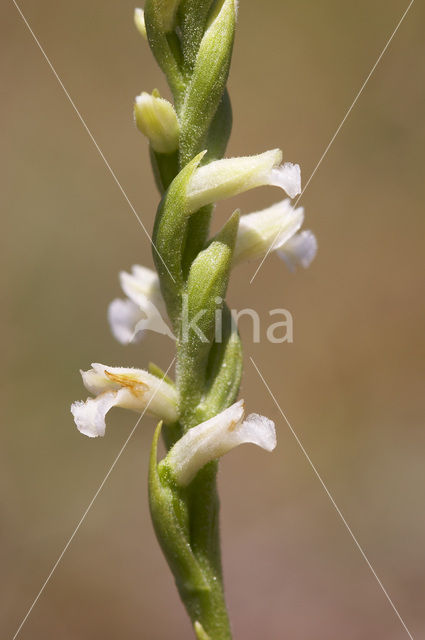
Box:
1 0 424 638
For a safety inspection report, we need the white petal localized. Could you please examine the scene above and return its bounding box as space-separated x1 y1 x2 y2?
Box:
131 300 176 341
109 265 171 344
108 298 145 344
131 264 159 285
269 162 301 199
187 149 284 212
278 230 318 271
234 199 304 264
71 392 120 438
165 400 276 486
108 297 174 344
119 265 162 309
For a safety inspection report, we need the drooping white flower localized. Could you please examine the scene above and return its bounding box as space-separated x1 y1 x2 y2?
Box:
134 92 179 154
71 364 178 438
278 230 318 271
186 149 301 213
233 199 304 265
163 400 276 486
108 265 174 344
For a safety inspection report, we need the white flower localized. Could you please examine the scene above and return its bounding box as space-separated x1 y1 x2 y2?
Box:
71 364 178 438
233 199 304 265
278 230 318 271
186 149 301 213
134 92 179 154
108 265 174 344
163 400 276 486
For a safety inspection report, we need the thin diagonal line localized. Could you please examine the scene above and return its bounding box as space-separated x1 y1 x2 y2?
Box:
250 356 414 640
250 0 415 284
11 358 176 640
11 0 175 284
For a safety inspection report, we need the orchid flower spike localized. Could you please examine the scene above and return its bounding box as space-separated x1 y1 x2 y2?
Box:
108 265 174 344
186 149 301 213
278 230 318 271
162 400 276 487
71 364 178 438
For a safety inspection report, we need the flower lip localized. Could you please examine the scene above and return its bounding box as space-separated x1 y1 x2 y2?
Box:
269 163 301 199
71 392 119 438
278 229 318 271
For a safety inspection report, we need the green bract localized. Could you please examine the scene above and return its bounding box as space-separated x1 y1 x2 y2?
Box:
179 0 236 165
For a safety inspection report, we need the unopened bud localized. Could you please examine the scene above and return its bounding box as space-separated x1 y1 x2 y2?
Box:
134 92 179 154
134 8 147 39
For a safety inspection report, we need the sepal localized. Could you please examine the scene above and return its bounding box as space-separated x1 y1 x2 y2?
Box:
186 149 301 213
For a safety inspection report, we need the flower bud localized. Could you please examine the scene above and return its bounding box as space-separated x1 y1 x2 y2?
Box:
233 199 304 265
162 400 276 486
71 364 178 437
278 230 318 271
134 8 147 39
186 149 301 213
134 92 179 154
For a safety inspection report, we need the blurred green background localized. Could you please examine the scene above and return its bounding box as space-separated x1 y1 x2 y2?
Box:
2 0 424 638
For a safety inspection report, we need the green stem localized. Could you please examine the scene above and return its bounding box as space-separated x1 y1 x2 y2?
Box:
180 464 232 639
